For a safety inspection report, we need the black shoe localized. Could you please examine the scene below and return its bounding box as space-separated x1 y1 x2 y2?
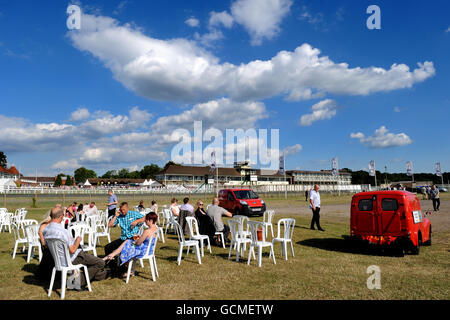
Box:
318 228 325 232
310 227 315 230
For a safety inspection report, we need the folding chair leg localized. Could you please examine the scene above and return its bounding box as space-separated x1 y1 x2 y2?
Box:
83 266 92 292
12 242 18 259
195 244 202 265
149 258 156 281
27 246 32 263
283 242 288 261
153 256 159 278
271 246 276 265
228 243 233 260
290 241 294 257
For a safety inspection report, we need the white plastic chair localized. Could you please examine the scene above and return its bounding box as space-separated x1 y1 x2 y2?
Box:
232 215 251 239
262 210 275 238
69 224 97 256
164 209 177 235
126 229 159 283
186 217 211 257
25 224 42 263
11 223 28 259
46 238 92 300
215 231 225 248
0 212 13 233
228 219 253 262
93 215 111 245
173 221 202 265
247 221 276 267
272 218 296 260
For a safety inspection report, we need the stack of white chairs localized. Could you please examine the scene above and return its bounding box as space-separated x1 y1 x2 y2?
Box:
46 238 92 300
69 222 97 257
247 221 276 267
186 217 211 257
126 228 159 284
25 223 42 263
228 219 253 262
173 221 202 265
272 218 295 260
93 213 111 245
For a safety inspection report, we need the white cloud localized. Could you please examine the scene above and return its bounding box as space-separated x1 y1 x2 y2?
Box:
230 0 293 45
299 5 325 27
185 17 200 27
283 144 302 156
70 107 90 121
67 13 435 104
394 106 401 112
446 27 450 33
209 11 234 29
300 99 339 126
350 126 412 149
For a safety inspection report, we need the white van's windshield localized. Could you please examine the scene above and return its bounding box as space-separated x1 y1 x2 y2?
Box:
233 190 259 200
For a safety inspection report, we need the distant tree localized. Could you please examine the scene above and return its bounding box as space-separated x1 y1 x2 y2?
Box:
74 167 97 184
163 161 179 171
129 171 141 179
54 174 63 187
65 175 74 186
102 170 117 179
140 164 162 179
0 151 7 167
117 168 130 179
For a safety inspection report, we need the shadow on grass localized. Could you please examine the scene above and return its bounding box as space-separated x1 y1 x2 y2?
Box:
21 263 54 293
297 237 406 257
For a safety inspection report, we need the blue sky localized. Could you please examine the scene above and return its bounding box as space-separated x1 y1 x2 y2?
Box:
0 0 449 177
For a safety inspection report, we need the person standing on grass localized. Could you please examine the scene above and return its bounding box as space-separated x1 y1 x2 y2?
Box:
431 185 440 212
106 189 118 218
305 190 309 202
309 184 325 231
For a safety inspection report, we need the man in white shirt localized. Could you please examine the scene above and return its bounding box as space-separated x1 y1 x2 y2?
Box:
43 206 107 290
309 184 325 231
84 202 98 216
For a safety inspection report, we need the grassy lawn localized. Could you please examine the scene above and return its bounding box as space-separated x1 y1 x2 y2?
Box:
0 194 449 300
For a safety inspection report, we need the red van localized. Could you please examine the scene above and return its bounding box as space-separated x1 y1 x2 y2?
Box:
350 191 431 255
218 188 266 216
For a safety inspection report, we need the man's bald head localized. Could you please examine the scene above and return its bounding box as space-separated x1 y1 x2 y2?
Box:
212 197 219 205
50 207 64 220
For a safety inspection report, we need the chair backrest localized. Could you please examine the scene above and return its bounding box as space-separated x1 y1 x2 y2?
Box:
143 228 159 257
233 215 250 233
276 218 295 240
12 223 26 242
185 216 200 237
263 210 275 224
173 221 186 244
22 219 38 227
25 224 40 244
46 238 72 270
247 221 266 243
227 219 240 242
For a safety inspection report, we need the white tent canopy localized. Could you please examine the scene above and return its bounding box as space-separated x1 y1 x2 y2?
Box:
83 179 92 186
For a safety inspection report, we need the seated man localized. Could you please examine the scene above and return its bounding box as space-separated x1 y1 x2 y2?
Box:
207 197 232 245
179 197 194 237
105 202 145 275
43 207 107 290
84 202 98 216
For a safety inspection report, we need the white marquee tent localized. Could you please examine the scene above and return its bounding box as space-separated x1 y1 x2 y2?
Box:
0 179 16 192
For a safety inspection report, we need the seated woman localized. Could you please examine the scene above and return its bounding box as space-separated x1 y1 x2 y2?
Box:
170 198 180 217
195 200 217 245
103 212 158 278
137 200 145 212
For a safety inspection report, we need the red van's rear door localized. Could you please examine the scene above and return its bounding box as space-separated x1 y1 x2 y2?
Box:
377 195 403 235
355 197 377 234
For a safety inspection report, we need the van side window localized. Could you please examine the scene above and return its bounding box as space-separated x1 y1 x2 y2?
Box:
358 199 373 211
381 198 398 211
228 192 234 201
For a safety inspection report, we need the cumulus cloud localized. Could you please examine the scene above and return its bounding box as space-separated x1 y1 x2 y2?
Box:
209 11 234 29
185 17 200 27
70 107 90 121
231 0 292 45
299 99 339 126
350 126 412 149
67 13 435 104
283 144 302 156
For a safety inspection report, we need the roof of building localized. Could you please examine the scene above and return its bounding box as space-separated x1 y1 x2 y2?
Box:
20 177 56 183
286 169 352 176
0 166 20 176
159 165 242 177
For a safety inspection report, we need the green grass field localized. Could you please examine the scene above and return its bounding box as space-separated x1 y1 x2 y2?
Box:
0 194 449 300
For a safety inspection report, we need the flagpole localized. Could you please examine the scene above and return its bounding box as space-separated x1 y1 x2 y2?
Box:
284 152 287 199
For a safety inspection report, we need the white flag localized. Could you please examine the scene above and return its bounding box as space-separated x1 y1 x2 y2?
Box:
332 157 338 176
369 160 376 177
279 154 285 175
435 162 442 177
406 161 413 176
